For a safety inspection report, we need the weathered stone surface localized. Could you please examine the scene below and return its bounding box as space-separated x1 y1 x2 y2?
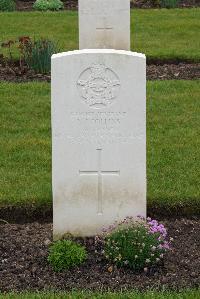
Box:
52 49 146 238
79 0 130 50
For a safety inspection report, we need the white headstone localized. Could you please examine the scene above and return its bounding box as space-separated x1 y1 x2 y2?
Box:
52 49 146 239
79 0 130 50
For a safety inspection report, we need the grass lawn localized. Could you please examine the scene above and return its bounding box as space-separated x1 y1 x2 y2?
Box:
0 9 199 61
0 80 199 212
1 290 200 299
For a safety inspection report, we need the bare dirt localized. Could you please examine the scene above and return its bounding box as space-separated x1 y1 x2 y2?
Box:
0 218 199 292
0 61 199 82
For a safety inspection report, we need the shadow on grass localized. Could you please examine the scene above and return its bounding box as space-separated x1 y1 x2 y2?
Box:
0 199 199 224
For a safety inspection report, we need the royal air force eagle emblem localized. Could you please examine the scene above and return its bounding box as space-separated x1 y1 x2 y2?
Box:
77 63 120 108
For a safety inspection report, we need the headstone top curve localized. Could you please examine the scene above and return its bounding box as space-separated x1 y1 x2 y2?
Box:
52 50 146 60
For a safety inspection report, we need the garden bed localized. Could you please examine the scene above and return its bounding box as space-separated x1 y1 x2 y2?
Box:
0 61 199 82
0 218 199 292
14 0 200 11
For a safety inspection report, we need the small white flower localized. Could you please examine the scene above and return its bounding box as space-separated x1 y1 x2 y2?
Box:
144 267 148 272
156 258 160 262
151 246 156 251
146 259 150 263
135 255 138 259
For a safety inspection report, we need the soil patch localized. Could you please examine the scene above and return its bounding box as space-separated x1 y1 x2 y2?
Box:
0 64 51 83
0 62 199 82
15 0 200 11
16 0 34 11
147 63 200 80
0 219 199 292
0 202 200 224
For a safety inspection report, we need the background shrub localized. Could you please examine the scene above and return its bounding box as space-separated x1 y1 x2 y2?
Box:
0 0 16 11
161 0 179 8
48 240 87 272
99 217 171 271
33 0 64 11
20 37 58 74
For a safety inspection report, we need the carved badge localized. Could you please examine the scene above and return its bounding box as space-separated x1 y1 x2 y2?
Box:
77 63 120 109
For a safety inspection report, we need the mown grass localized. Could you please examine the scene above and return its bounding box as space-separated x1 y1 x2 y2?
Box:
0 82 51 207
0 9 199 61
147 80 200 209
0 289 200 299
0 80 199 210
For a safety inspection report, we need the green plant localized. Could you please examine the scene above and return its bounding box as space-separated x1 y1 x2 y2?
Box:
161 0 179 8
33 0 64 11
98 217 172 271
20 37 58 74
1 36 57 73
48 240 87 272
0 0 16 11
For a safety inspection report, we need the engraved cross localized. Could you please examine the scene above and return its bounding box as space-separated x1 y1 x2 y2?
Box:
96 17 113 48
79 149 120 215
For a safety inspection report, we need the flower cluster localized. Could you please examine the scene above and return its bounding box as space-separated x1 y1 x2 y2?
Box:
96 216 172 271
147 217 172 251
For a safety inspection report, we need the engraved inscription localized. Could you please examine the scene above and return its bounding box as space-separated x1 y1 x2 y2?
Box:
77 64 120 109
54 111 145 145
70 111 126 124
79 149 120 215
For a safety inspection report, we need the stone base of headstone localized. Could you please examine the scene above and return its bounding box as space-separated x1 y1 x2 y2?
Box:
52 49 146 239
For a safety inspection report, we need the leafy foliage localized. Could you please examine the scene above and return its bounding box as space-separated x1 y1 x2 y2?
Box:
97 217 172 271
161 0 179 8
1 36 58 74
33 0 64 11
20 37 58 74
0 0 16 11
48 240 87 272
